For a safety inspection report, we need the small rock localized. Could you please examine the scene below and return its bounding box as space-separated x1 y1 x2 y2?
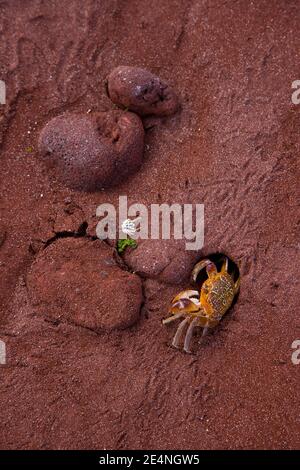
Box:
107 66 179 117
123 239 200 285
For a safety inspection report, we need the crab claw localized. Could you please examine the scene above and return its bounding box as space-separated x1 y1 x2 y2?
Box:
162 290 200 325
169 289 200 314
191 259 217 283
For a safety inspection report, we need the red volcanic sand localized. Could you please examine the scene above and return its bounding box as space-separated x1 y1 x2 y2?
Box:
0 0 299 450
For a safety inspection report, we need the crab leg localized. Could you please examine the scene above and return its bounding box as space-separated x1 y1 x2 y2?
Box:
183 317 199 353
199 326 209 344
162 312 184 325
172 317 190 349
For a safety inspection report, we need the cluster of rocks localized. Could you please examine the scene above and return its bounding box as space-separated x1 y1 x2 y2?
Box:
38 66 179 191
32 67 181 332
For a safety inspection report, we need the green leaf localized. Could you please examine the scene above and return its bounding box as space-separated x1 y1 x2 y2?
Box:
117 238 137 254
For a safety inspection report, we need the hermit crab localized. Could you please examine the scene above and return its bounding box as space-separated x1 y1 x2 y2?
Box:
163 256 240 353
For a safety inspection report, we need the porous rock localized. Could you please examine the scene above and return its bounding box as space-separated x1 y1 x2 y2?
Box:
38 110 144 191
26 238 143 331
107 66 179 117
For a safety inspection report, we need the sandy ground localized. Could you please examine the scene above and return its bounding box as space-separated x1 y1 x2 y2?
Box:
0 0 299 449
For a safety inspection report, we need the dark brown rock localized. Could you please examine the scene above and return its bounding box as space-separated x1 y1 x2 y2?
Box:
26 238 143 331
107 66 179 116
38 110 144 191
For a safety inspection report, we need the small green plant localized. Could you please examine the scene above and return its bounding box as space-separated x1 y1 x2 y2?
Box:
117 238 137 254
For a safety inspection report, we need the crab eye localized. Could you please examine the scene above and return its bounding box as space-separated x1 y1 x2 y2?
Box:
206 263 215 273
